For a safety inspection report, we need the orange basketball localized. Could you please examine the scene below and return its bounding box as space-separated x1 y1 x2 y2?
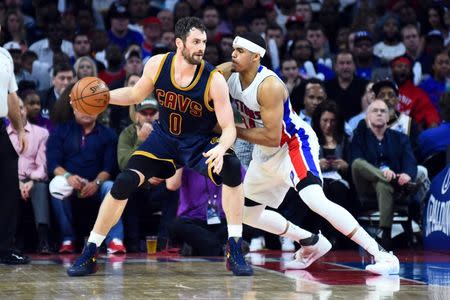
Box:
70 77 110 116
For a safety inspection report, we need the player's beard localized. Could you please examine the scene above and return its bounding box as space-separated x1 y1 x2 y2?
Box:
181 46 203 65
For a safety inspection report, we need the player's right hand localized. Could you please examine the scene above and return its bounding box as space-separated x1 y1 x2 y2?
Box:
203 144 226 174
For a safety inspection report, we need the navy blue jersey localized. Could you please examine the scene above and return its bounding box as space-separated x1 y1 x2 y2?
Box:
153 52 218 137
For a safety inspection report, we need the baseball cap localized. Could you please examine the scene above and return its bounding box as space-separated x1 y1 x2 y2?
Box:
125 49 142 61
49 176 74 200
141 16 161 26
354 31 373 43
372 79 399 97
108 2 129 19
285 15 304 27
136 97 158 111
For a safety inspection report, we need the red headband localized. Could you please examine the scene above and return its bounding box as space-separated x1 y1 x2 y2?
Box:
391 57 412 67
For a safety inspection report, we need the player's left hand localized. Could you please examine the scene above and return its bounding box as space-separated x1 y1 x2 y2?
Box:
203 144 226 174
79 181 98 198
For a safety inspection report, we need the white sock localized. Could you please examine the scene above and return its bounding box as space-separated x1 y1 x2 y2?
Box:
227 224 242 238
87 231 106 247
282 221 312 241
350 226 382 257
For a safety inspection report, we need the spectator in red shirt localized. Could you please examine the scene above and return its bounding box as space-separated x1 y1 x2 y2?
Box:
391 54 440 129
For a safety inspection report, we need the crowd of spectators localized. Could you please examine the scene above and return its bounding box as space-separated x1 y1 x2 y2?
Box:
3 0 450 255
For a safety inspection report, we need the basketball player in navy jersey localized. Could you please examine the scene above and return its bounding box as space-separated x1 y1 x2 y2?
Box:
217 32 400 275
67 17 253 277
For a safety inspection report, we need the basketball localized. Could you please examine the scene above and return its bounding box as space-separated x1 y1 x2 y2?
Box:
70 77 110 116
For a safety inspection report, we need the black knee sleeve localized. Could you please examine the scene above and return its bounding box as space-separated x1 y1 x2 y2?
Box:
110 169 141 200
220 154 242 187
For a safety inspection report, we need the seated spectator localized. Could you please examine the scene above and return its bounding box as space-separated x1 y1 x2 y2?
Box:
351 100 417 249
419 51 450 112
373 14 406 63
38 62 74 120
28 16 74 66
117 97 177 252
352 31 390 81
297 78 326 124
47 108 124 254
325 51 368 121
391 54 441 129
279 57 301 96
7 98 50 254
74 56 98 80
348 82 375 134
98 44 126 88
109 73 139 135
20 50 51 90
106 2 143 53
18 81 52 132
169 168 227 256
311 100 353 247
419 91 450 160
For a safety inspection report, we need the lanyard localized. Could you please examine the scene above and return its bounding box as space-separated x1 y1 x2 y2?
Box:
204 177 219 206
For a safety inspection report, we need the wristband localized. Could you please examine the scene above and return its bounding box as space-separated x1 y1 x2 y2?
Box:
63 172 72 179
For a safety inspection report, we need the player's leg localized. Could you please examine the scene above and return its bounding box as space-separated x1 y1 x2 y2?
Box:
67 155 176 277
190 139 252 276
242 159 331 269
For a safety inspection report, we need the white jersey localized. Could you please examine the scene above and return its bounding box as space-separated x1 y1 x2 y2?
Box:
228 65 321 208
0 47 18 117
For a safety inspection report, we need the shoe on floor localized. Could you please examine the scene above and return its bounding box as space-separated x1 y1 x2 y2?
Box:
67 243 99 277
284 233 332 269
0 249 30 265
226 237 254 276
107 239 126 254
59 240 75 254
366 251 400 275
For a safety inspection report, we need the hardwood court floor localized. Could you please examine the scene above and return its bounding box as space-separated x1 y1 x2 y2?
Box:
0 249 447 299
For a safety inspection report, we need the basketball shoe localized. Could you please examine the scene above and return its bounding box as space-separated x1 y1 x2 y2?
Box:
67 242 99 277
365 251 400 275
226 237 254 276
284 233 332 269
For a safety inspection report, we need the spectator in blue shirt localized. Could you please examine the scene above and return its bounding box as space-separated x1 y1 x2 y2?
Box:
419 51 450 112
107 3 143 53
419 91 450 160
46 109 125 254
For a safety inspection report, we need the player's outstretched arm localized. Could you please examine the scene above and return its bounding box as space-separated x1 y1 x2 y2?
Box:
109 54 164 106
216 62 233 81
237 77 285 147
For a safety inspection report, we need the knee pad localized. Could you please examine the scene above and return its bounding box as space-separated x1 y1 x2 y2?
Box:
110 169 141 200
220 154 242 187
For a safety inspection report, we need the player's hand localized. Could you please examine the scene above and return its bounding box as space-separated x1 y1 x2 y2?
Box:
383 169 396 182
203 144 227 174
79 181 98 198
137 122 153 141
397 173 411 186
148 177 164 185
67 174 86 190
331 159 348 171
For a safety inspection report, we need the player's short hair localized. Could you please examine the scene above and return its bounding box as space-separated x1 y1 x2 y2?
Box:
174 17 206 42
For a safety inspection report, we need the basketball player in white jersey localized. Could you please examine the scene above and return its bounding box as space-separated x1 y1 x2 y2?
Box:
217 32 400 275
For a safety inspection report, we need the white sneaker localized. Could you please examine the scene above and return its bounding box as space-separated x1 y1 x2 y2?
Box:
284 233 332 269
365 251 400 275
280 236 295 251
249 236 265 252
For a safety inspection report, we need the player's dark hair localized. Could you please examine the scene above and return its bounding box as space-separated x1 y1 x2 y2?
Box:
238 32 267 51
174 17 206 42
